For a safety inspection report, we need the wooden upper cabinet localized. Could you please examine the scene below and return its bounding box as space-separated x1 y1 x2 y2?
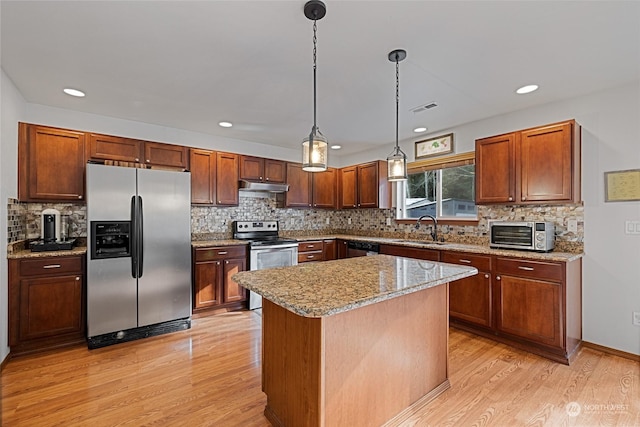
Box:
475 133 516 204
339 166 358 209
240 156 286 183
476 120 580 205
339 161 390 209
144 142 189 169
89 134 143 163
312 168 337 209
18 123 86 202
520 121 579 203
285 163 312 208
190 149 216 205
215 152 239 206
89 133 188 169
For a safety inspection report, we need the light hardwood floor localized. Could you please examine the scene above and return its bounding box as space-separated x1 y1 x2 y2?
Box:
2 311 638 426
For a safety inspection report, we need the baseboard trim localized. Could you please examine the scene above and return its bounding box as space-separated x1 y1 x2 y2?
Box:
0 353 10 372
582 341 640 362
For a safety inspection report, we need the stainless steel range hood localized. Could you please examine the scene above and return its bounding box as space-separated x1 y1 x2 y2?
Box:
239 180 289 193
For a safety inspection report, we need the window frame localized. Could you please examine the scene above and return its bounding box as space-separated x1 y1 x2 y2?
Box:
394 151 478 225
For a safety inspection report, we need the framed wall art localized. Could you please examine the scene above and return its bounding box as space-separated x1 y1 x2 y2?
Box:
604 169 640 202
415 133 453 159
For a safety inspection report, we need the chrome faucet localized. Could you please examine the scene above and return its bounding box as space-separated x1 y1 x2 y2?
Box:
415 215 438 241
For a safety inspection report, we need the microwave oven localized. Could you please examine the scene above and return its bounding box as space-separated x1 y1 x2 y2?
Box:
489 221 555 252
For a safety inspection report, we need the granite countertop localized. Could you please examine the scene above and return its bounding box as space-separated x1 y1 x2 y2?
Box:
295 234 583 262
8 246 87 259
233 255 477 318
191 239 248 248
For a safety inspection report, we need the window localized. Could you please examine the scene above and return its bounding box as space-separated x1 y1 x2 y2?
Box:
397 152 477 220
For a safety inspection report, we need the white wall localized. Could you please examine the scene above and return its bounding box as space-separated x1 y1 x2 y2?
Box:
343 81 640 355
25 103 302 163
1 69 26 364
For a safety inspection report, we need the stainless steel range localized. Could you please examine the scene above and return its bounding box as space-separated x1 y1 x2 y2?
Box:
233 220 298 310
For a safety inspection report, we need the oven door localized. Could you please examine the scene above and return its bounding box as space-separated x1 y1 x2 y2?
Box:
248 244 298 309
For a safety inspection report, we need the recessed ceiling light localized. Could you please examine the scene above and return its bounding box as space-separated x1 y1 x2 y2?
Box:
330 145 342 150
516 84 539 94
63 88 85 97
413 127 427 133
218 121 233 128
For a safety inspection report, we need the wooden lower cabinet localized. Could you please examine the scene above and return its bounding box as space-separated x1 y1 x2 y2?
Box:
8 255 86 356
441 252 492 329
337 239 348 259
323 239 337 261
298 240 324 263
379 244 440 261
192 245 247 313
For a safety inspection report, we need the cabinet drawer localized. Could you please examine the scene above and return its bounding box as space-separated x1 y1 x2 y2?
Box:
195 246 247 261
298 251 323 263
19 256 82 277
496 257 563 282
298 241 322 252
442 252 491 271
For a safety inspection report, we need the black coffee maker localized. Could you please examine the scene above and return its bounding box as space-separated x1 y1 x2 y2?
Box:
30 208 76 252
43 213 57 243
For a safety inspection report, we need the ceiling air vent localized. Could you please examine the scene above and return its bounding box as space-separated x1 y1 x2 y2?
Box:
410 102 438 113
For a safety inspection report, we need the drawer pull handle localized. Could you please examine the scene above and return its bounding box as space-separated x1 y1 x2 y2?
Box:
307 245 314 248
307 255 315 259
518 266 534 271
43 264 61 269
217 251 228 255
459 259 472 264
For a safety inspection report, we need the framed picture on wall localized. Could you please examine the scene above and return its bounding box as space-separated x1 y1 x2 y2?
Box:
415 133 453 159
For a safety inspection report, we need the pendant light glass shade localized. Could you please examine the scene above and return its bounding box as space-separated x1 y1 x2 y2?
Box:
387 49 408 181
302 0 328 172
387 145 408 181
302 132 328 172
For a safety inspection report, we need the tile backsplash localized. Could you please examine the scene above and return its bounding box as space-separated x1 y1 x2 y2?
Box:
8 194 583 252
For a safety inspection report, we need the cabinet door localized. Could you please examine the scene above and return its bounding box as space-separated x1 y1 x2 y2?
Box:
19 274 83 341
144 142 189 169
520 122 574 203
19 123 86 201
475 133 516 204
357 163 378 208
495 274 562 348
312 168 337 208
223 258 247 303
193 261 221 309
264 159 286 183
339 166 357 209
239 156 264 181
337 239 348 259
323 240 337 261
449 272 492 327
190 149 216 205
286 163 312 208
215 152 239 206
89 133 142 163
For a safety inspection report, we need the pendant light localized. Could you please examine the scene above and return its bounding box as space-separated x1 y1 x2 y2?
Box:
302 0 328 172
387 49 408 181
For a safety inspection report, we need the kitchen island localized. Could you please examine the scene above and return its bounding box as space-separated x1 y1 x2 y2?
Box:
233 255 477 427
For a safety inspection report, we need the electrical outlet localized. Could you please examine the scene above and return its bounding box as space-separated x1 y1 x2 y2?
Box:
633 311 640 326
567 219 578 233
625 221 640 235
325 217 330 225
348 218 352 225
386 218 392 226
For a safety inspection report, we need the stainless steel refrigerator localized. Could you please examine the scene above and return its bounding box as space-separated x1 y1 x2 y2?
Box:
86 163 191 348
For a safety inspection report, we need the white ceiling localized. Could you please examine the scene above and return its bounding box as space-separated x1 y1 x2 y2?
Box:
2 1 639 157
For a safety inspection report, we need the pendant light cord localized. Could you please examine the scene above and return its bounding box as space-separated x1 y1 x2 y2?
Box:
312 19 318 134
395 54 400 150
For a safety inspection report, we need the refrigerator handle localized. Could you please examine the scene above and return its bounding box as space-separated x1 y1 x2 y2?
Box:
130 196 138 279
137 195 144 278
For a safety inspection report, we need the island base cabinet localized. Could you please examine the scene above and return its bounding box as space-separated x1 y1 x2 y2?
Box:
262 284 450 427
